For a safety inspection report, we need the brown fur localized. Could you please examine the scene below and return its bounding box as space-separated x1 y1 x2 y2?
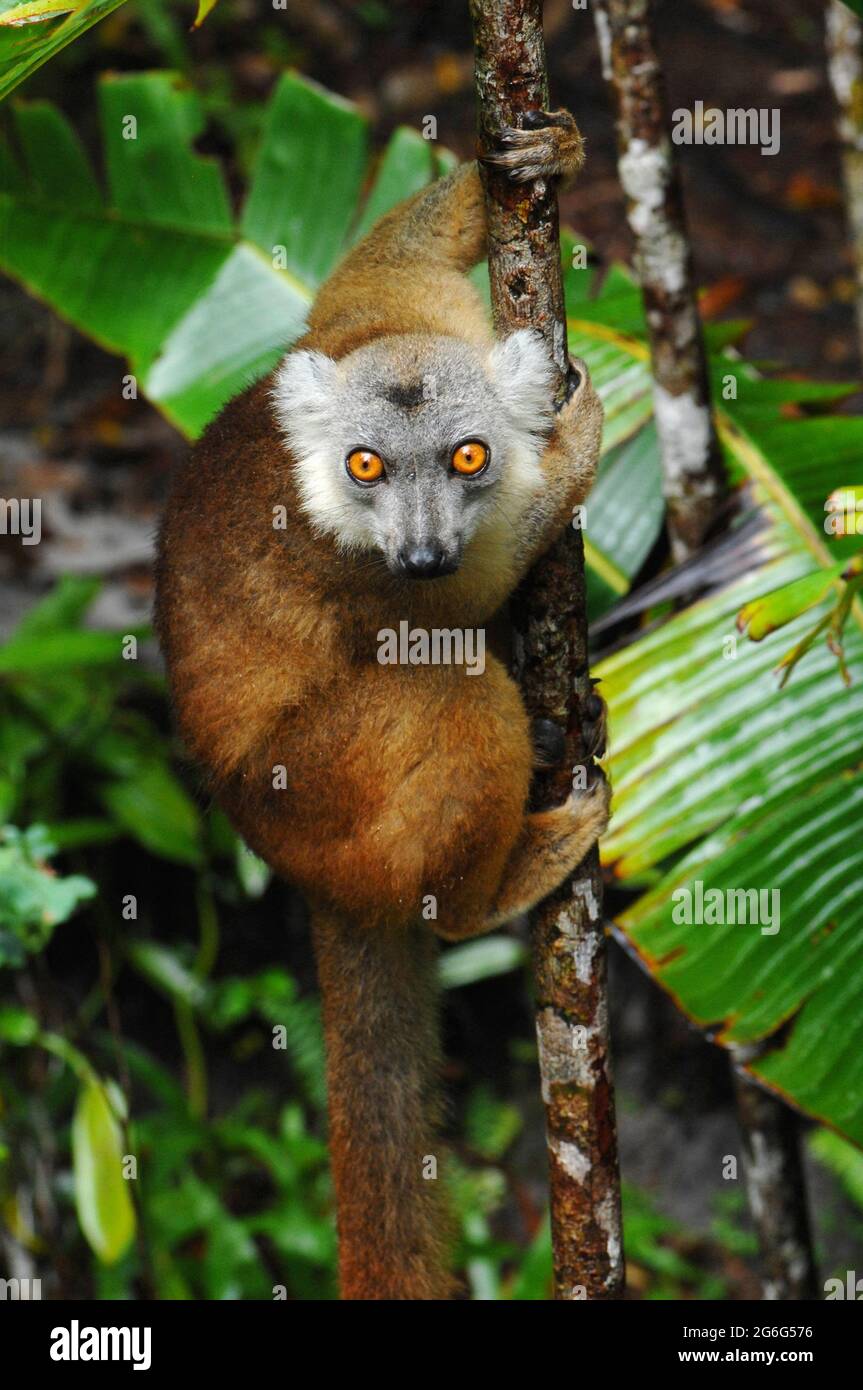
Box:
156 117 608 1299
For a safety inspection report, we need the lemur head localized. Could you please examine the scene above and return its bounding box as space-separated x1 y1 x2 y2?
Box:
272 332 555 579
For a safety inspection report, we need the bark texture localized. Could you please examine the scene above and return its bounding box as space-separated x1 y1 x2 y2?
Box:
826 0 863 360
731 1057 819 1301
593 0 725 561
470 0 624 1301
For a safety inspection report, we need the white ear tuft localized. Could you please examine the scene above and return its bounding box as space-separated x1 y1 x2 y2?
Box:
487 330 555 435
271 350 339 458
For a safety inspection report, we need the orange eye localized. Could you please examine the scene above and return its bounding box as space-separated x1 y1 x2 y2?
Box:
346 448 384 484
451 440 489 476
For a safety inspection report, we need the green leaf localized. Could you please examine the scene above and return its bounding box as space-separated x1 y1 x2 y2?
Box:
347 126 435 245
235 839 272 898
464 1086 522 1160
736 558 856 641
1 1 79 19
586 420 663 605
0 73 373 436
127 939 209 1009
439 936 527 988
0 823 96 964
506 1216 552 1301
810 1128 863 1209
0 0 130 101
91 732 203 864
72 1079 136 1264
192 0 218 26
599 365 863 1144
0 1003 39 1044
11 575 101 639
0 628 141 674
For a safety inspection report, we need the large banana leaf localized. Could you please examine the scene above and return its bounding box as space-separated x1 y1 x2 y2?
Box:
597 348 863 1144
0 70 664 606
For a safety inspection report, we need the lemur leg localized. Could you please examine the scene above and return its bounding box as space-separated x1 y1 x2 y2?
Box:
485 771 610 928
335 107 584 276
434 768 611 942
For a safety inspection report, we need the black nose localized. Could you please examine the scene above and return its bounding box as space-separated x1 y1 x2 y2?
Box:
398 542 448 578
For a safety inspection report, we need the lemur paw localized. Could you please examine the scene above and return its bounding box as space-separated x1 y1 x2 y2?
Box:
485 108 585 185
582 682 608 761
555 356 587 414
567 763 612 842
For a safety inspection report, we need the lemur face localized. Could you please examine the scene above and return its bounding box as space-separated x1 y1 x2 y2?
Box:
273 332 555 578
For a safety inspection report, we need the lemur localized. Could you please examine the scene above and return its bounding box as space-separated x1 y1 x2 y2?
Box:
156 108 609 1300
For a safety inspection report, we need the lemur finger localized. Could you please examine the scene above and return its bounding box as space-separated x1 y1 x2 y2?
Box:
531 717 567 770
565 767 612 838
484 108 585 185
554 357 586 413
522 107 578 132
582 686 608 761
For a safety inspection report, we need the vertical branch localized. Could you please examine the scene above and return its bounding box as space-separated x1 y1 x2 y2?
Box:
470 0 624 1301
826 0 863 361
594 0 818 1300
731 1055 818 1301
592 0 725 561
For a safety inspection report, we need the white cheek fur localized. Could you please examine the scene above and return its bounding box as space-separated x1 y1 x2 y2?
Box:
272 351 379 553
291 449 380 553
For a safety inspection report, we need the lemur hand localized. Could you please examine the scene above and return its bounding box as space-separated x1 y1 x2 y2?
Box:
484 108 585 185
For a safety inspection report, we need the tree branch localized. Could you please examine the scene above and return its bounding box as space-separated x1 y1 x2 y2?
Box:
731 1053 818 1301
470 0 624 1301
592 0 726 561
826 0 863 364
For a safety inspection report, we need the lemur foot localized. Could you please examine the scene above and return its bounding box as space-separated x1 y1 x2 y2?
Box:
556 356 586 413
485 107 585 185
532 693 606 770
567 762 612 851
582 682 608 761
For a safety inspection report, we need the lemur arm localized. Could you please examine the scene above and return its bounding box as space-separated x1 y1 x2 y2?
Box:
306 110 584 356
508 366 605 584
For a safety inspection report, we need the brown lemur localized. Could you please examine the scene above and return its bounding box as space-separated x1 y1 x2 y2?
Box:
156 108 609 1300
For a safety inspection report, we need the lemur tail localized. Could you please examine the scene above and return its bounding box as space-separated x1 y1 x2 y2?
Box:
311 908 455 1300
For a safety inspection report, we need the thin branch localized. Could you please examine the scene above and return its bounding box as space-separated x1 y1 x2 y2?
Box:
731 1053 819 1301
826 0 863 363
470 0 624 1301
592 0 726 561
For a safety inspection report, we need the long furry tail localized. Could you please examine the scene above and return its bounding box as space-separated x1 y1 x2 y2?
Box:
311 909 454 1300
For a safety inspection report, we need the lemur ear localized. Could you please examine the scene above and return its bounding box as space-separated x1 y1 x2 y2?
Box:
272 350 339 457
486 330 555 434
